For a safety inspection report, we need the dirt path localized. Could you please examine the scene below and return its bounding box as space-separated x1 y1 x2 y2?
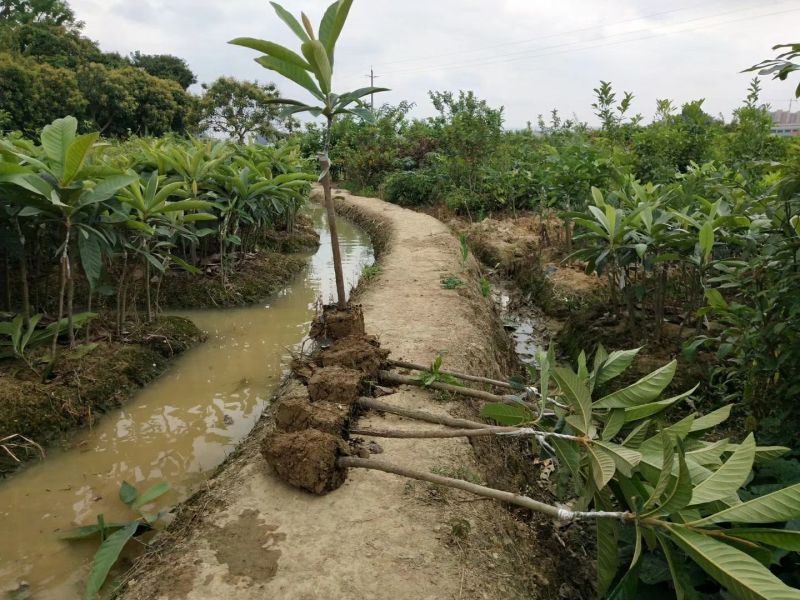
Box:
122 190 515 600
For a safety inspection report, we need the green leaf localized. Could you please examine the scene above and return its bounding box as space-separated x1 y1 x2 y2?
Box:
687 439 730 466
586 443 616 490
594 440 641 477
690 483 800 526
596 517 620 596
658 534 687 600
690 404 733 432
594 360 677 409
57 522 129 540
162 199 216 212
622 420 651 448
62 133 99 184
41 116 77 168
228 37 311 69
596 348 640 385
270 2 310 42
602 408 625 440
607 556 641 599
705 288 729 310
668 526 800 600
643 433 675 511
624 385 698 423
78 233 103 291
553 366 592 435
699 221 714 261
479 403 531 426
301 40 332 95
85 521 139 599
80 174 139 206
255 55 324 100
119 481 138 506
337 86 391 107
689 434 755 506
724 528 800 552
322 0 352 62
647 444 692 517
131 482 171 510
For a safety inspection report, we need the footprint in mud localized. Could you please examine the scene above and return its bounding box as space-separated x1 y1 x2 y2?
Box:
208 509 286 584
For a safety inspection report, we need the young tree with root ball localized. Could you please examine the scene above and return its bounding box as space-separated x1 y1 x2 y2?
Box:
230 0 387 309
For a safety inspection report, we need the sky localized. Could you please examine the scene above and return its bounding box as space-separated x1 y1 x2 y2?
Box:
70 0 800 129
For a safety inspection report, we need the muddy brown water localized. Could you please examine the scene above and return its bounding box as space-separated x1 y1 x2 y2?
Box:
0 207 373 599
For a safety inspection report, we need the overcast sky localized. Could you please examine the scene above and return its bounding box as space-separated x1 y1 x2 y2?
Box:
71 0 799 129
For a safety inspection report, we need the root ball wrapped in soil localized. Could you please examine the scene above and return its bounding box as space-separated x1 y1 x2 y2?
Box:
261 429 349 494
307 365 363 404
309 305 365 341
274 396 351 436
320 335 389 379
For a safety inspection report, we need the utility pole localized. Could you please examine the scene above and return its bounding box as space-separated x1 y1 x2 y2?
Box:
364 66 379 109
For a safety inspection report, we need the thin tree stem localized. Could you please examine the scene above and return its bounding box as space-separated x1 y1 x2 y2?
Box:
338 457 631 521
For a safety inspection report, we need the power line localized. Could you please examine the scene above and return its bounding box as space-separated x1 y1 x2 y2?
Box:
371 4 798 79
356 0 745 70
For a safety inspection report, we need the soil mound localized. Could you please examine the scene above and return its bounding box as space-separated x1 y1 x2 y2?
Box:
261 429 349 495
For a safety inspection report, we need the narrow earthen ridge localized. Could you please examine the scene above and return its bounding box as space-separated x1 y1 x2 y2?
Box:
121 189 517 600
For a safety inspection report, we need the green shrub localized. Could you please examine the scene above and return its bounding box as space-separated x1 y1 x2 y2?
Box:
382 169 440 207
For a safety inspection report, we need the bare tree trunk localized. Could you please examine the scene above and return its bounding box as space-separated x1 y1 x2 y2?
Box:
66 252 75 347
116 251 128 337
320 154 347 309
145 259 152 322
322 116 347 309
14 219 30 324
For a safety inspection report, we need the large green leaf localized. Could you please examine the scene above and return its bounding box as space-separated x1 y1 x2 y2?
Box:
594 440 641 477
596 516 620 596
78 232 103 291
691 483 800 526
228 37 311 69
41 116 77 168
319 0 352 63
624 385 697 423
119 481 138 506
57 522 130 540
586 443 616 490
643 433 675 511
301 39 332 95
131 482 170 510
255 56 324 100
62 133 99 184
669 526 800 600
337 86 391 107
79 174 139 207
687 439 730 467
596 347 640 386
594 360 677 409
479 402 531 426
725 528 800 552
85 520 139 599
553 366 592 435
689 434 755 506
270 2 310 42
690 404 733 433
646 444 692 517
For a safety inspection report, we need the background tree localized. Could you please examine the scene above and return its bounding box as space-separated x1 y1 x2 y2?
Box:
0 0 80 29
129 51 197 89
198 77 287 143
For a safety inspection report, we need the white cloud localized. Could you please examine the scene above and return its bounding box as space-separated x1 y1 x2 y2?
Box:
71 0 800 127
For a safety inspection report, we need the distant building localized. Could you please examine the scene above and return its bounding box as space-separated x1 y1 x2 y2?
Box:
770 109 800 137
